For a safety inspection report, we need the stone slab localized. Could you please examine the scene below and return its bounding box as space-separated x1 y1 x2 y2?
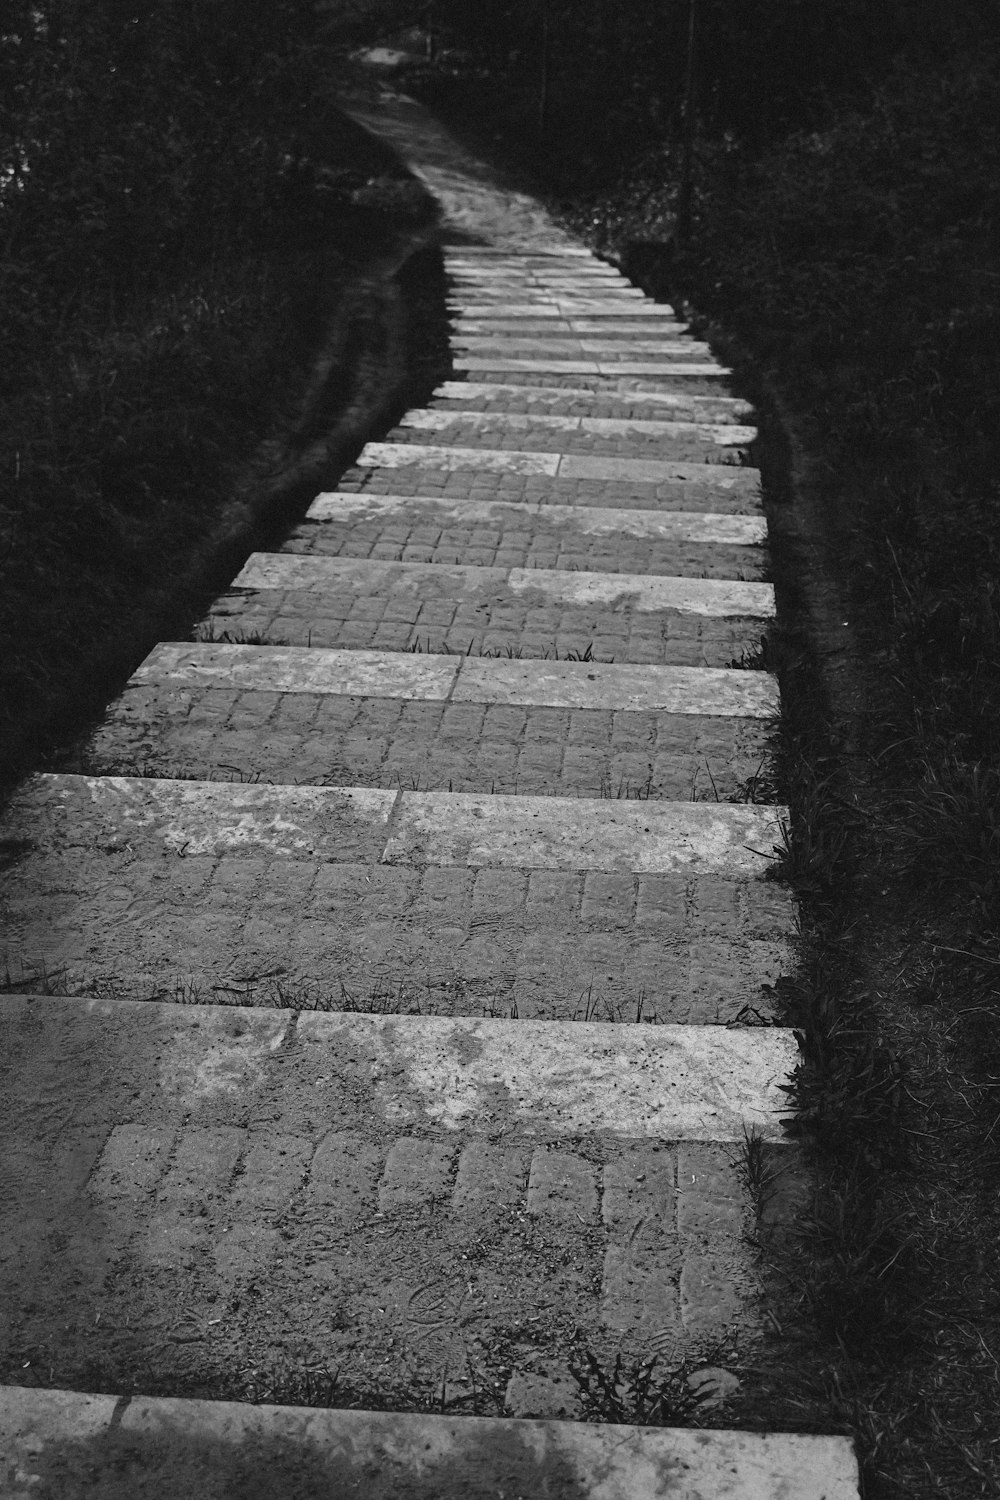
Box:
452 320 688 335
401 408 757 445
0 1386 860 1498
449 286 647 300
357 442 758 487
296 1011 800 1139
451 304 681 317
452 658 779 716
3 776 784 876
132 642 779 717
133 642 459 700
451 337 714 358
381 793 784 875
453 357 730 377
0 993 796 1140
1 774 395 860
232 553 775 620
306 490 766 543
505 569 774 619
436 380 752 416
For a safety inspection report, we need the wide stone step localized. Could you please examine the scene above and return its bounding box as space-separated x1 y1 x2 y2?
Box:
451 303 680 317
81 642 777 800
356 442 755 490
449 276 640 292
205 553 772 665
391 408 754 463
304 491 766 544
450 337 714 360
338 457 762 514
435 378 754 423
449 284 648 301
453 356 729 381
0 777 793 1020
451 317 690 335
0 996 832 1450
284 492 766 579
0 1387 860 1499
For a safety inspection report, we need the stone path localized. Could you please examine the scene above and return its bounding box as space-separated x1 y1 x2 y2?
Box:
0 91 859 1498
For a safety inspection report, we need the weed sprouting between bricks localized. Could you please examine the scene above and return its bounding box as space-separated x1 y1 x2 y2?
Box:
569 1349 715 1426
406 636 610 661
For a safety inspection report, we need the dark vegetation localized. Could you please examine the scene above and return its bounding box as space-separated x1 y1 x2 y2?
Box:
0 0 441 785
381 2 1000 1494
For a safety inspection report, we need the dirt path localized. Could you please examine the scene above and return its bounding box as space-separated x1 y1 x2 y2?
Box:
0 80 859 1498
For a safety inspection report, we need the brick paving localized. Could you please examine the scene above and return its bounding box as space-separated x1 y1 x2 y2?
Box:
0 82 863 1497
3 193 874 1500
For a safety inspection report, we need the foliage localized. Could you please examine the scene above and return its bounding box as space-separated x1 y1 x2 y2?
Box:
0 3 435 781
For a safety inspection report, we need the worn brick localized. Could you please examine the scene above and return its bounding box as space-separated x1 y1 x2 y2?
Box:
452 1142 528 1214
158 1127 245 1203
601 1242 681 1334
231 1134 314 1213
470 868 529 919
527 1148 598 1224
378 1138 456 1210
677 1144 746 1235
307 1132 382 1222
679 1251 753 1331
581 872 635 928
602 1152 677 1232
90 1124 176 1200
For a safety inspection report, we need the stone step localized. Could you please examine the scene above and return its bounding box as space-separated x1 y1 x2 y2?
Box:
450 337 714 359
394 408 755 460
0 996 825 1440
452 318 691 337
451 303 680 318
449 284 648 300
285 493 766 579
130 643 780 717
448 274 636 289
446 246 611 259
303 488 765 541
1 778 793 1020
356 442 755 490
0 1387 860 1499
453 356 729 380
204 553 771 664
435 379 753 422
342 449 762 509
232 554 774 619
5 775 785 874
82 643 776 800
337 464 760 514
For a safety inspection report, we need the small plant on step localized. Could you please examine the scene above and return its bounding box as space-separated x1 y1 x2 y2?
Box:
729 634 772 671
569 1349 713 1426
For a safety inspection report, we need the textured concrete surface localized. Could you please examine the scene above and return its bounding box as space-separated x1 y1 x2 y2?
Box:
0 1385 861 1499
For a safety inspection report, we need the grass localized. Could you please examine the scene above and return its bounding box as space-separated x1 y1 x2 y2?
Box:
406 637 610 661
1 58 445 791
569 1348 715 1426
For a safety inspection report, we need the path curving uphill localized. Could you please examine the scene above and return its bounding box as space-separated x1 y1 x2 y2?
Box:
0 85 860 1498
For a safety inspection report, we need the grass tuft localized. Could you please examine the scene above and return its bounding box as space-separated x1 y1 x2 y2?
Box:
569 1349 715 1427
